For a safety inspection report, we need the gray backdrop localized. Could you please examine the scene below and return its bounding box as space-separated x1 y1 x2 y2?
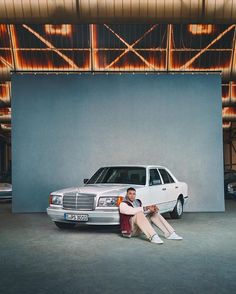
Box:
11 74 224 213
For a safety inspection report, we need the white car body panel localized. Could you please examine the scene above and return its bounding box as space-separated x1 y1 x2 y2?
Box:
47 165 188 225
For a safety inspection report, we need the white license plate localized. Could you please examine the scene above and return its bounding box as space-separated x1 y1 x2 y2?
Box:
64 213 89 222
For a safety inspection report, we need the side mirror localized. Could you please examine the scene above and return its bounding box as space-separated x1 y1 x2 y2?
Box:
83 178 89 184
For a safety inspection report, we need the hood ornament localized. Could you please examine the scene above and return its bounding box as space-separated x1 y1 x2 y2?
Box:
76 186 79 197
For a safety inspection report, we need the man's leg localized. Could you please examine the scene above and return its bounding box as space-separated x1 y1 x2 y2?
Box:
149 212 175 238
131 211 157 240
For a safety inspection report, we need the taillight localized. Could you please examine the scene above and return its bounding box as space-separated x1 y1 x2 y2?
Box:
49 194 52 204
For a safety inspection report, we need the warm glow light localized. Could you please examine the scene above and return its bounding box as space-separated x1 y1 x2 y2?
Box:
222 107 236 118
45 25 72 36
103 24 157 70
90 24 97 69
8 25 89 71
231 84 236 101
97 65 166 71
23 25 78 69
188 25 214 35
0 108 11 115
1 24 236 129
222 96 230 104
180 25 235 70
0 24 7 33
0 123 11 130
223 122 231 129
0 83 11 102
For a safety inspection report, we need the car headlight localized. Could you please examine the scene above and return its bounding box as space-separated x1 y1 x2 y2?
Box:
98 196 124 207
50 195 62 205
227 184 236 193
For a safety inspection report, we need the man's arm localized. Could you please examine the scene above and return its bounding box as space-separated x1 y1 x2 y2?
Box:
119 202 143 215
147 205 159 213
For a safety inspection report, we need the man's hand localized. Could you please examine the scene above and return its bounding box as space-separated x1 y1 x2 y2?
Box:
145 205 159 213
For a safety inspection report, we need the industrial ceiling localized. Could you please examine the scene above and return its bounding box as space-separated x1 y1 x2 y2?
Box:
1 0 236 132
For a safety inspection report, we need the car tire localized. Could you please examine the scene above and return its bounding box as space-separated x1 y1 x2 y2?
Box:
170 198 183 219
54 222 76 229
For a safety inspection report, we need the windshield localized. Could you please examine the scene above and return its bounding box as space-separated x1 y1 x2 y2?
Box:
87 167 146 185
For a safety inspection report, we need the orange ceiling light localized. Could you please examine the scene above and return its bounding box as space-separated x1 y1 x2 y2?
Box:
0 24 7 33
0 83 11 102
0 24 233 74
45 25 72 36
1 24 236 129
7 24 89 71
0 123 11 130
222 107 236 119
223 121 231 129
231 83 236 102
0 108 11 115
188 25 214 35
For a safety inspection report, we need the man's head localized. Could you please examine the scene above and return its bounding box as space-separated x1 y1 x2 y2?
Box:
126 187 136 202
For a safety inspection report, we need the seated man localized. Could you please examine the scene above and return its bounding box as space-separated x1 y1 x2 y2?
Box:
119 187 183 244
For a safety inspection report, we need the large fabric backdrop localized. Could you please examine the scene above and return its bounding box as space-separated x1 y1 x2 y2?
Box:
11 74 224 212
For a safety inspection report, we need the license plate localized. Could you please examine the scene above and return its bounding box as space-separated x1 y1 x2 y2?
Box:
64 213 89 222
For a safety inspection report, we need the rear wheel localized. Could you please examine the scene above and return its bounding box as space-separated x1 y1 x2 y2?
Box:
54 222 76 229
170 198 183 219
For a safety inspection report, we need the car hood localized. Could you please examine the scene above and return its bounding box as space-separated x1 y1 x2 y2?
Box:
51 184 145 197
0 183 12 191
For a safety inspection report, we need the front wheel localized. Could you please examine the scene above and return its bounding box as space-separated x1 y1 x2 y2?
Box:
170 198 183 219
54 222 76 229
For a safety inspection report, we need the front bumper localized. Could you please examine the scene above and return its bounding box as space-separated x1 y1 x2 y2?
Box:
47 207 120 225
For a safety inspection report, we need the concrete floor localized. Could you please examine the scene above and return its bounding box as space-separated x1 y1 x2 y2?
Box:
0 201 236 294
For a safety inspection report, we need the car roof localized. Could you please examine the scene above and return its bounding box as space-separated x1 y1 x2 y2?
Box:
100 165 166 169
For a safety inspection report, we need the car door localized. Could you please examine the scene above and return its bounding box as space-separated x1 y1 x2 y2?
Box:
158 168 177 211
147 168 167 211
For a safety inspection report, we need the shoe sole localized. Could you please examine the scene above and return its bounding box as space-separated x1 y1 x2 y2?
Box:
151 241 164 244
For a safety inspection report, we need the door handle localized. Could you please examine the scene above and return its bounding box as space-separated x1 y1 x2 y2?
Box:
162 188 166 191
175 186 179 189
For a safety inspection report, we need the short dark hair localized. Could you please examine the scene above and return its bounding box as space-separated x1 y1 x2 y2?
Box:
127 187 136 193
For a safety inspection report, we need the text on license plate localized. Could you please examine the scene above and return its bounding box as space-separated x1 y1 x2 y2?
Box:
64 213 89 222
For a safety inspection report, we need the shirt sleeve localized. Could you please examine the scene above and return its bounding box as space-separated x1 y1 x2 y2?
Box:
119 202 143 215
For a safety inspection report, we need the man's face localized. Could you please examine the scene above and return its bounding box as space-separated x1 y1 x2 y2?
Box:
127 189 136 202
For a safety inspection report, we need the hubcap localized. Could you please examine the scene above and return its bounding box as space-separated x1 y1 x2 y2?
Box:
177 200 183 215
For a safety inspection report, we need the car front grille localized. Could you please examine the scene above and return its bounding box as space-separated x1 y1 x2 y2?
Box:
63 193 96 211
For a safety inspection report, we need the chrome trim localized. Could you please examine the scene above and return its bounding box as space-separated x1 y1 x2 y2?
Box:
63 193 96 211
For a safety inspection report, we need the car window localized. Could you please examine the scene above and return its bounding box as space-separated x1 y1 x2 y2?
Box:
149 169 162 186
87 167 146 185
159 169 175 184
166 171 175 183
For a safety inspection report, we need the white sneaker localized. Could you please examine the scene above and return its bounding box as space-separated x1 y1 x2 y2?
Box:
167 232 183 240
151 234 164 244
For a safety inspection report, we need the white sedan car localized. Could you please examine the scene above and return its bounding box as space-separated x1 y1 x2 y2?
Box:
0 183 12 200
47 165 188 229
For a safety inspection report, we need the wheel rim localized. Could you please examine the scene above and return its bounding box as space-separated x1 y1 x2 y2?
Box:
177 200 183 216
